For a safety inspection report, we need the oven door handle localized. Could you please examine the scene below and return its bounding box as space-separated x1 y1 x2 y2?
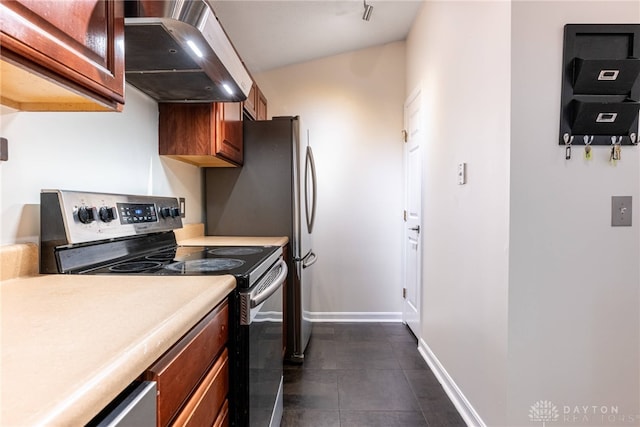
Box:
251 259 288 308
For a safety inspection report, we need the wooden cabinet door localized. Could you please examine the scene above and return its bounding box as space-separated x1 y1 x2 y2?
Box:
214 102 243 165
159 103 214 158
171 350 229 427
257 90 268 120
243 83 268 121
159 103 243 167
0 0 125 110
243 84 258 120
144 302 228 427
213 401 229 427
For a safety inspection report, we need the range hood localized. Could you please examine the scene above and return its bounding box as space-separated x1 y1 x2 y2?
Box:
124 0 252 102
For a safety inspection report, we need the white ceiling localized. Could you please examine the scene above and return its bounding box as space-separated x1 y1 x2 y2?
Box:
211 0 425 73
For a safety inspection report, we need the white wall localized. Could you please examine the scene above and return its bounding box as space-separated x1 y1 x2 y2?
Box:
406 2 511 425
407 1 640 425
256 42 406 318
0 85 204 245
508 2 640 425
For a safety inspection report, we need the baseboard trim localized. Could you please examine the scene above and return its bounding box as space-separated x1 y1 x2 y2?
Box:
418 338 486 427
308 312 403 322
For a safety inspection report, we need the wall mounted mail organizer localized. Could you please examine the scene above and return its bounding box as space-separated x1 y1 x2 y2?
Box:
559 24 640 152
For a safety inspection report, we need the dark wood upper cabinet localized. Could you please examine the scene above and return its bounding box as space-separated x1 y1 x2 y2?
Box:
244 84 258 120
243 83 268 120
0 0 125 111
216 102 243 164
159 103 244 167
256 89 268 120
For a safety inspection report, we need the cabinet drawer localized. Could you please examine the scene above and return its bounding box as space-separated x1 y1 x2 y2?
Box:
171 349 228 426
145 301 228 427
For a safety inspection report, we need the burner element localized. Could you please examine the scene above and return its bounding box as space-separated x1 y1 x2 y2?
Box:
109 261 163 273
145 250 176 261
165 258 246 273
208 247 264 256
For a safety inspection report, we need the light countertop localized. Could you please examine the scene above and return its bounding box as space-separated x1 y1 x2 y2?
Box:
0 274 235 426
0 231 287 425
178 235 289 247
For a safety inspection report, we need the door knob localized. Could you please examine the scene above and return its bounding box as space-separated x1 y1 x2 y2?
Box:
410 225 420 233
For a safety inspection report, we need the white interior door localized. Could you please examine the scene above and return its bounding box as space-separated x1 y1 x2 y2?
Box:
402 87 422 338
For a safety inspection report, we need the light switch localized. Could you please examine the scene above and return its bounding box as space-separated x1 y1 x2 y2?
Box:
457 163 466 185
611 196 632 227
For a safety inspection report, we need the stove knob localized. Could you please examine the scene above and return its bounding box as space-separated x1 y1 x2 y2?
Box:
77 206 95 224
159 207 171 218
170 207 181 218
99 206 117 223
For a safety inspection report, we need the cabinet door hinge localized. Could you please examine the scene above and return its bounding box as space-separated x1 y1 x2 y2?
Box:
402 129 408 143
403 210 407 221
402 288 407 298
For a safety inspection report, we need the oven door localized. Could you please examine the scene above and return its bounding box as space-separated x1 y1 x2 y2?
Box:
238 259 287 427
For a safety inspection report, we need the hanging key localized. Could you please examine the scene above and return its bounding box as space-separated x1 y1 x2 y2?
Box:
610 136 622 162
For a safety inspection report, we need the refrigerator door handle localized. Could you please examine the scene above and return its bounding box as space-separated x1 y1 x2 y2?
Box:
302 251 318 269
304 143 317 234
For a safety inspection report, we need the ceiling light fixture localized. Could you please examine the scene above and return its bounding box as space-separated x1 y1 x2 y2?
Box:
362 0 373 21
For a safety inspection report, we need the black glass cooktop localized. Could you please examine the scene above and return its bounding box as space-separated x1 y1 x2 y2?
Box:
80 245 281 288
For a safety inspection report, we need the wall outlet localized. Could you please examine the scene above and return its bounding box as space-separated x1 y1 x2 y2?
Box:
611 196 632 227
179 197 186 218
0 137 7 161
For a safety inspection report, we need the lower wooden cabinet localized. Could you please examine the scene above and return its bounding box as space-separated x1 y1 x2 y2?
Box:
171 350 228 427
213 401 229 427
144 300 229 427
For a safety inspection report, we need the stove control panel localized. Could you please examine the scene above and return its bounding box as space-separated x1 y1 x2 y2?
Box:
41 190 183 244
118 203 158 224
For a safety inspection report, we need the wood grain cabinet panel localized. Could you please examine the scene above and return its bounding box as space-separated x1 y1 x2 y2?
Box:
0 0 125 111
256 89 268 120
171 350 228 427
243 84 258 120
213 401 229 427
144 301 228 427
159 103 243 167
215 102 243 165
243 83 268 121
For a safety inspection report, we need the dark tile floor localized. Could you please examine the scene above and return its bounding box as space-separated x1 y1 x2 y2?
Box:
282 323 467 427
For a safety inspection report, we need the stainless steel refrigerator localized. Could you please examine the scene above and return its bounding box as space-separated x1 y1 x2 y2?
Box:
205 116 317 363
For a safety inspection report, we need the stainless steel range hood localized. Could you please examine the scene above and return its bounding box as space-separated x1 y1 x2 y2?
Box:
124 0 252 102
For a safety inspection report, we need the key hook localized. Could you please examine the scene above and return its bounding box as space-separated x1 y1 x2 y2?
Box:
564 135 573 160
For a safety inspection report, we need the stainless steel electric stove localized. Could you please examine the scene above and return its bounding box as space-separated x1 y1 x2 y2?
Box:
39 190 285 427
